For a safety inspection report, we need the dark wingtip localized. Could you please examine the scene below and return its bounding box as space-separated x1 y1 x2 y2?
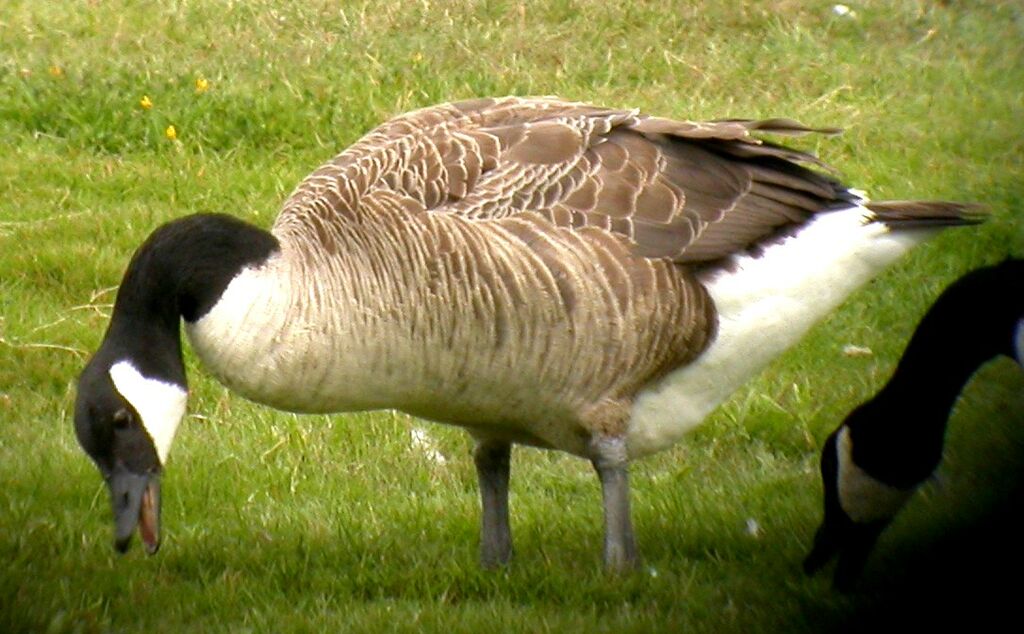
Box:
745 117 844 137
866 200 989 228
710 117 844 137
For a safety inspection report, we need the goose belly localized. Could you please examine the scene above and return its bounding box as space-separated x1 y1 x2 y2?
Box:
182 244 645 456
627 207 931 459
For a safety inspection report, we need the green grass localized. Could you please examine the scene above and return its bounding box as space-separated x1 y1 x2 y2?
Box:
2 1 1023 631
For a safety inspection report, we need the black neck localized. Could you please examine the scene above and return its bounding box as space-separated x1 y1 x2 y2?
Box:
885 259 1024 414
850 259 1024 486
98 213 279 384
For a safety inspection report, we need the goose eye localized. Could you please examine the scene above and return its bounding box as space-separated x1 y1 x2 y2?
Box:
112 408 132 429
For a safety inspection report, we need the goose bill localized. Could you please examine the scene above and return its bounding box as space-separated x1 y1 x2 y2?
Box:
109 469 161 555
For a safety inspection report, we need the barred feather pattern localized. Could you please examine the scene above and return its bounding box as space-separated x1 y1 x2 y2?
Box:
189 97 972 457
274 96 848 264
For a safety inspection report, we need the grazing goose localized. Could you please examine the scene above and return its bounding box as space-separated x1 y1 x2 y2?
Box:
804 258 1023 590
73 96 985 569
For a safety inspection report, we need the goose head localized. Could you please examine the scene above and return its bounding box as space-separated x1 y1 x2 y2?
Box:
803 424 889 591
804 397 925 591
75 350 188 554
73 213 275 554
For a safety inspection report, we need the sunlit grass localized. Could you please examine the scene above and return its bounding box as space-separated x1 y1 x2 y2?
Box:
2 1 1022 632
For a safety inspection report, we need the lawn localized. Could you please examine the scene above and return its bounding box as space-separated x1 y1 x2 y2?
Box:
2 1 1023 632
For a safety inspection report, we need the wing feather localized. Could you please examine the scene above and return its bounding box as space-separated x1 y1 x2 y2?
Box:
275 96 852 264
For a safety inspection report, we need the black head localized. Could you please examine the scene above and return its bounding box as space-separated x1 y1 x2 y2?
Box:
805 386 938 591
803 425 890 592
75 354 173 554
72 213 274 554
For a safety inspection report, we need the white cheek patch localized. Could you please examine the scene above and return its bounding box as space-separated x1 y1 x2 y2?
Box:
109 360 188 465
835 426 915 524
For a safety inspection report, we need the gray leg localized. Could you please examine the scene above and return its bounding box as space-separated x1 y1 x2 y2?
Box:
474 439 513 568
590 436 640 572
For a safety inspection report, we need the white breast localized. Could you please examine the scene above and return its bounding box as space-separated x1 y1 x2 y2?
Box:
627 206 932 459
184 251 375 413
835 426 915 523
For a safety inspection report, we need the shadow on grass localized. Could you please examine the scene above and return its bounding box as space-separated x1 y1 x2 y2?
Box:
872 483 1020 626
4 469 1023 633
805 459 1024 632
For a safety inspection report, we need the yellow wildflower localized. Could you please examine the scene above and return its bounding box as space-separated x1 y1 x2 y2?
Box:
195 77 210 94
140 95 153 110
48 65 64 78
165 125 177 141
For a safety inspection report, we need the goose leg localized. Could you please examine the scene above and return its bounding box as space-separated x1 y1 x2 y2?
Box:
474 439 513 568
590 436 639 572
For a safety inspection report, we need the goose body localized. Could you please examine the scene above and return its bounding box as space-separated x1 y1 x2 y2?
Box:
186 199 921 458
73 96 983 567
804 258 1024 590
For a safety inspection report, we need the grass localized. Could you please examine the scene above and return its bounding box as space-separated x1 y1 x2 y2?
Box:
1 0 1023 631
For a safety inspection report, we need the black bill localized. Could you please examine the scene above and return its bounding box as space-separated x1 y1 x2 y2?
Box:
108 467 161 555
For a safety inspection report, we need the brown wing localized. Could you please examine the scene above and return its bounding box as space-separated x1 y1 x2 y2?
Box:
275 96 851 263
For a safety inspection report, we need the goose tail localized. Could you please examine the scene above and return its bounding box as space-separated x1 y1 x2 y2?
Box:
865 200 989 228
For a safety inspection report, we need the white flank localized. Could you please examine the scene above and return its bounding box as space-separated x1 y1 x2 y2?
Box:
108 360 188 464
628 205 932 458
835 427 915 523
184 254 331 413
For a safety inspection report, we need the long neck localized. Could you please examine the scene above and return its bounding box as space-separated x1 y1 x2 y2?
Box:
101 213 279 384
852 260 1024 485
884 260 1023 420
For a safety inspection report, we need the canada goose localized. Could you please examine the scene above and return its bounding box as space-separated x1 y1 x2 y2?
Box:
73 96 985 569
804 258 1023 590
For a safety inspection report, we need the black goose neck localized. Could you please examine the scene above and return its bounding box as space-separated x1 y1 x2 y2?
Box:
849 259 1024 486
101 213 279 381
884 259 1024 415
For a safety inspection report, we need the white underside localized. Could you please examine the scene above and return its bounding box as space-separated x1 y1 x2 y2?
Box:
627 205 931 458
185 248 429 415
184 253 333 412
108 361 188 464
835 426 916 523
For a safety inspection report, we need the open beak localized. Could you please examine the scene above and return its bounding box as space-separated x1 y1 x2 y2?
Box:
108 467 161 555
